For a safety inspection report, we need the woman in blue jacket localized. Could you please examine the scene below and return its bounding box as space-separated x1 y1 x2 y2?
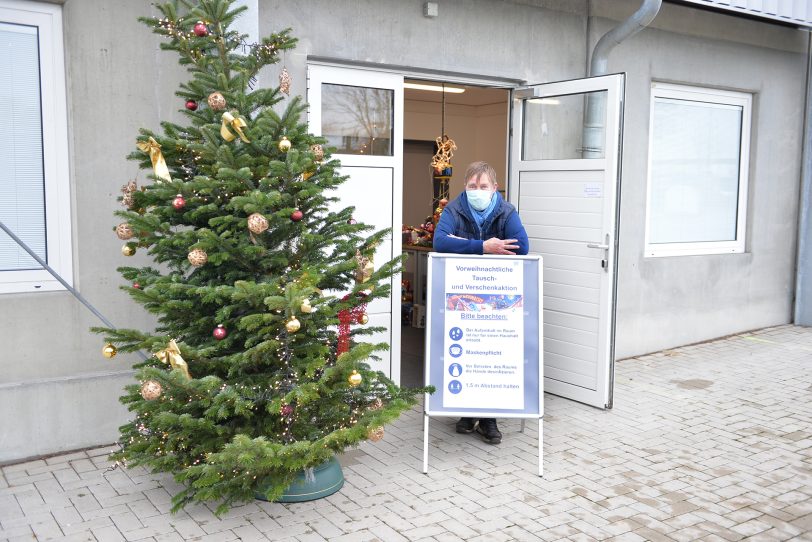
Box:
433 161 529 444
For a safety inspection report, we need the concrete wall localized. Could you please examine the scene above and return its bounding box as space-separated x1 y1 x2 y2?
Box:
591 0 808 357
0 0 806 462
0 0 184 462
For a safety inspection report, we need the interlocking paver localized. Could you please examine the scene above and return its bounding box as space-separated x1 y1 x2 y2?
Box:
1 324 812 541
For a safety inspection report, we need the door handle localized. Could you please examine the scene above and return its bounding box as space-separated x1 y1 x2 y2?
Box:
587 234 611 272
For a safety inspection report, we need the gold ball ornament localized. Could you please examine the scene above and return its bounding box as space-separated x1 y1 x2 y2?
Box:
122 244 136 257
348 370 363 387
367 426 385 442
115 223 134 240
207 91 226 111
278 136 292 152
300 298 312 313
311 144 324 162
140 380 163 401
187 248 208 267
102 343 117 359
247 213 269 234
359 313 369 325
286 317 301 333
369 397 383 411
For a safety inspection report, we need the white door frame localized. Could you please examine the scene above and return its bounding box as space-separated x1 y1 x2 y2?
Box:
307 64 404 382
509 74 625 409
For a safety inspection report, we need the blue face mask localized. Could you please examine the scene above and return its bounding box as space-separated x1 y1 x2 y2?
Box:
466 189 494 211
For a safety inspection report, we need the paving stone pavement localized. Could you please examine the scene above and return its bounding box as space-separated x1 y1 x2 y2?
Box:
2 325 811 541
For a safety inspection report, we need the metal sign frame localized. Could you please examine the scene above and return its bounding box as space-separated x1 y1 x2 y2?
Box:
422 253 543 475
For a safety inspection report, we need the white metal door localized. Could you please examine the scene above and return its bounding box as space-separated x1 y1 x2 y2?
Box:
307 64 403 383
509 74 624 408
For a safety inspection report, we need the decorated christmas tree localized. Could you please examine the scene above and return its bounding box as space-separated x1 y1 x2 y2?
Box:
95 0 425 513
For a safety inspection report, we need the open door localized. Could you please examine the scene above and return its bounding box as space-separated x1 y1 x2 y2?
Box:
307 64 404 382
509 74 625 409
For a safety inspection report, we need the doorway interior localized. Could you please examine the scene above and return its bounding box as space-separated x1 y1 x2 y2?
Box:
399 79 511 387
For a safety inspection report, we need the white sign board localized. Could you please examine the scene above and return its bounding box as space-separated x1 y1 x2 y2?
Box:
422 253 544 475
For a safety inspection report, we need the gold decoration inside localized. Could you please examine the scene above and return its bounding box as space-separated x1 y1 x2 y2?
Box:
369 397 383 411
220 112 250 143
359 313 369 325
278 136 292 152
154 339 191 380
136 137 171 182
122 244 136 257
431 134 457 172
102 343 117 359
348 370 362 387
140 379 163 401
300 298 312 313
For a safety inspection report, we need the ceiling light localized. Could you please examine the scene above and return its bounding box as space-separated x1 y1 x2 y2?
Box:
404 82 465 93
527 98 560 105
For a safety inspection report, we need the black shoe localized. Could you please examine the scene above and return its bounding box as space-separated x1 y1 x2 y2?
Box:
455 417 476 434
476 418 502 444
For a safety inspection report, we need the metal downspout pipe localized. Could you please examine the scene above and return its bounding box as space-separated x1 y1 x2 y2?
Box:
794 32 812 326
583 0 662 158
589 0 663 77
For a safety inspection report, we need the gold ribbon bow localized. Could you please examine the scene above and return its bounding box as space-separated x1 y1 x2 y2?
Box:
154 339 191 380
136 137 171 182
221 112 250 143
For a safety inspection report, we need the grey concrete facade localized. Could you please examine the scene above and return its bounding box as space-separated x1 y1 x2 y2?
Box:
0 0 808 462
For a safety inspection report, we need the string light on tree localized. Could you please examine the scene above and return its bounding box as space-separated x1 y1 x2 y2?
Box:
94 0 429 513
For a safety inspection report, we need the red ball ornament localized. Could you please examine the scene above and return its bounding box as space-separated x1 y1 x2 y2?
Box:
281 404 294 416
172 194 186 210
193 22 209 37
213 325 227 340
290 209 303 222
185 100 198 111
348 217 357 225
133 283 141 290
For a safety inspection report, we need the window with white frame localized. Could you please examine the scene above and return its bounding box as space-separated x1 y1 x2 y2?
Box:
645 83 751 257
0 1 72 293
